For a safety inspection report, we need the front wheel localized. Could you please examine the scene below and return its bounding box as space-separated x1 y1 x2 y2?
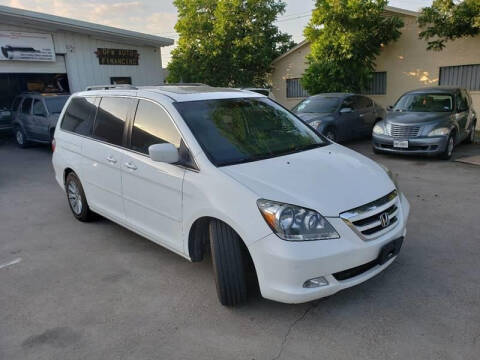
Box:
465 123 476 144
209 220 248 306
65 173 96 222
324 128 336 142
440 134 455 160
14 127 28 148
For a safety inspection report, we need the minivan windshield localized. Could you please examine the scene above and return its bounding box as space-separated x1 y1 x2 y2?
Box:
292 97 340 114
45 96 69 114
174 98 327 166
393 93 453 112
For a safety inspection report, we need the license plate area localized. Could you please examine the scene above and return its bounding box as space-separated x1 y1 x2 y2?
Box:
378 237 403 265
393 140 408 148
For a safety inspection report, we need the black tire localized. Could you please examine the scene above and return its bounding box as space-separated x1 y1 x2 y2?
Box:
465 122 476 144
440 133 455 160
209 220 248 306
65 172 96 222
324 128 337 142
14 126 28 148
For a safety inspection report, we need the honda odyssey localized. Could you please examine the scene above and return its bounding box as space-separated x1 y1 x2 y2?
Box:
52 85 410 306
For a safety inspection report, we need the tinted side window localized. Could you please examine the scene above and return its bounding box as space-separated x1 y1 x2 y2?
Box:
93 97 133 146
130 100 181 155
361 96 373 108
22 98 32 114
61 97 98 136
33 100 47 116
457 91 468 112
341 97 354 109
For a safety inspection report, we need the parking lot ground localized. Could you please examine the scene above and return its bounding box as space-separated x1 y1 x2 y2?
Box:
1 134 479 360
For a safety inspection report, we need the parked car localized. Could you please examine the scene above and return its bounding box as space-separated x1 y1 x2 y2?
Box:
11 92 70 147
52 85 409 306
292 93 385 142
372 87 477 159
0 106 12 132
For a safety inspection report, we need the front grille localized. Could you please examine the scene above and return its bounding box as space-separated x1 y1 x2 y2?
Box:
386 123 421 138
340 190 399 240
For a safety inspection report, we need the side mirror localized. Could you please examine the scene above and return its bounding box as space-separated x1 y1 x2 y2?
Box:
387 105 393 111
340 107 353 114
148 143 179 164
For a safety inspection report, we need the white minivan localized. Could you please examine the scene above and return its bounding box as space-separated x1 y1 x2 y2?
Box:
52 85 410 306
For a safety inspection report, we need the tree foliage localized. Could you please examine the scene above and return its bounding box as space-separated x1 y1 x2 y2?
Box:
301 0 403 95
418 0 480 51
167 0 294 87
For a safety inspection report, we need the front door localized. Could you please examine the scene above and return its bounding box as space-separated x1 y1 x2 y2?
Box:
18 97 33 136
338 96 360 140
122 99 185 252
81 96 135 222
31 99 49 140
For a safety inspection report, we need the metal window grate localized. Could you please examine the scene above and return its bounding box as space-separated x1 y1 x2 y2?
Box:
363 72 387 95
286 78 309 98
439 64 480 91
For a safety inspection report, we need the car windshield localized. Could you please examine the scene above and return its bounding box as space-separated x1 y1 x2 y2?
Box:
292 97 341 114
174 97 327 167
393 93 453 112
45 96 69 114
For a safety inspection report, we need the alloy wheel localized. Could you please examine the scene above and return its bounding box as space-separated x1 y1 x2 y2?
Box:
16 130 24 145
67 181 83 215
447 136 454 157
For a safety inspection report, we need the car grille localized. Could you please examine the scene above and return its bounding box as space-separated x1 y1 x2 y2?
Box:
340 190 400 240
386 123 421 138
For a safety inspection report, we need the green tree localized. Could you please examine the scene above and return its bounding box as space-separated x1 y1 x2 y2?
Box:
301 0 403 94
167 0 294 87
418 0 480 51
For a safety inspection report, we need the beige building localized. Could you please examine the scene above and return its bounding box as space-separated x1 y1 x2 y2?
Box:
271 6 480 113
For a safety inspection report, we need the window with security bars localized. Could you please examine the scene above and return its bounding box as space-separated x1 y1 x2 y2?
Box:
439 64 480 91
363 72 387 95
286 78 309 98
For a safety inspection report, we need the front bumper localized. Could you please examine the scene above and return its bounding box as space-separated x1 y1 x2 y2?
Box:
372 134 448 155
248 193 410 304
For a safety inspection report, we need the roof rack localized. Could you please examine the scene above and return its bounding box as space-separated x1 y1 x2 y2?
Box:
160 83 208 87
85 84 138 91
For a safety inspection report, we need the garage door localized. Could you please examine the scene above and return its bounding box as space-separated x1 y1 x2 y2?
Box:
0 54 66 73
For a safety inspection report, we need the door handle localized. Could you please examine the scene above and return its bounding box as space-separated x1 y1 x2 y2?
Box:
106 155 117 164
124 161 137 170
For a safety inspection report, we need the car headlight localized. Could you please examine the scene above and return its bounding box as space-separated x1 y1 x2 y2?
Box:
257 199 340 241
428 127 450 137
310 120 322 129
373 123 385 135
379 163 400 190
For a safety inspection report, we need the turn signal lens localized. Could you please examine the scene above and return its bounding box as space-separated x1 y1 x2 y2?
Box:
303 276 329 288
51 139 56 152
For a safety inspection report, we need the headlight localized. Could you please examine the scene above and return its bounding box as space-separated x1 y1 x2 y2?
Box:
428 127 450 137
310 120 322 129
373 123 385 135
379 163 400 190
257 199 340 241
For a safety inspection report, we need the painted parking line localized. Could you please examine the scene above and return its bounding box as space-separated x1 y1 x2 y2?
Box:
0 257 22 269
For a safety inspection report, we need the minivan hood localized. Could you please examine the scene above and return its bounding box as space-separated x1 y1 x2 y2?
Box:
296 112 332 123
220 144 394 216
387 111 451 125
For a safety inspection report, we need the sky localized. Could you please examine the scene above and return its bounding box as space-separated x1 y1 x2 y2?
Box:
1 0 433 65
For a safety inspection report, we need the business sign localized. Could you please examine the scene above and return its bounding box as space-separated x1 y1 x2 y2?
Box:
0 31 55 62
96 48 139 65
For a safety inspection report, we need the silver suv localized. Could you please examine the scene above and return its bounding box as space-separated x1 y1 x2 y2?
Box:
11 93 69 147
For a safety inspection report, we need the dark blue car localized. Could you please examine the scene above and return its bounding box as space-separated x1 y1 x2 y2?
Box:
292 93 386 142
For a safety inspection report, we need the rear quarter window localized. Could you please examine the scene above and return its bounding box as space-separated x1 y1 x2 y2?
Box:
93 97 135 146
61 97 98 136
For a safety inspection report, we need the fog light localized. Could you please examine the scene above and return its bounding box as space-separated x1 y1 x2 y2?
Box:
303 276 329 288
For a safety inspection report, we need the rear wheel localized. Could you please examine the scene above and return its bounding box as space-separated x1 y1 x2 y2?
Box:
65 172 96 222
209 220 248 306
14 127 28 148
440 133 455 160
